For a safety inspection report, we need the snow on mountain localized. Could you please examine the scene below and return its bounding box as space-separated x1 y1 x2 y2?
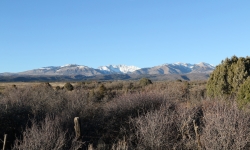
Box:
195 62 215 68
191 62 215 73
133 62 215 75
19 64 102 76
38 64 89 70
15 62 214 76
162 62 214 69
60 64 87 68
173 62 193 67
98 65 141 74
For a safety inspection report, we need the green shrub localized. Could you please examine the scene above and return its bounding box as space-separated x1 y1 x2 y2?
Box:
139 78 153 86
207 56 250 97
55 86 61 91
96 84 107 100
237 77 250 108
64 82 74 91
12 84 17 89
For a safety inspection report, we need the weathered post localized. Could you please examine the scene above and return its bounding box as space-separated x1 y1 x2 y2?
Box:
88 144 94 150
3 134 7 150
193 120 202 150
74 117 81 140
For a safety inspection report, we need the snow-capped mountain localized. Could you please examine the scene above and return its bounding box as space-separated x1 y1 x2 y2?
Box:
98 65 141 74
191 62 215 73
19 64 103 76
133 62 215 75
13 62 215 76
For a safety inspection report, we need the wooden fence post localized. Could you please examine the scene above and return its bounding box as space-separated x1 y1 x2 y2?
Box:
74 117 81 140
3 134 7 150
193 120 202 150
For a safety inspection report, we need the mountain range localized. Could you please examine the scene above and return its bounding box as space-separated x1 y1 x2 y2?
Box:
12 62 214 76
0 63 215 81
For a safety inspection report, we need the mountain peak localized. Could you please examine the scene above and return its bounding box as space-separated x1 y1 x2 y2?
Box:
61 64 78 67
196 62 215 67
60 64 88 68
98 64 141 74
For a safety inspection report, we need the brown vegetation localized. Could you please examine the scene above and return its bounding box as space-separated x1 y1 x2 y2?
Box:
1 79 250 149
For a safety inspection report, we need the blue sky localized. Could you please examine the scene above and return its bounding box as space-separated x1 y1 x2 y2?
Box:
1 0 250 73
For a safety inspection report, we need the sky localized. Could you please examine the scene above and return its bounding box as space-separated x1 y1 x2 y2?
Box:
1 0 250 73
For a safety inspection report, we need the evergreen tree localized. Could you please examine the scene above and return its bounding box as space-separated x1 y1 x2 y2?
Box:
237 77 250 108
207 56 250 97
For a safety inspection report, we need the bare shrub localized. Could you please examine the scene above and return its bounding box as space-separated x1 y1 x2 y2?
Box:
131 103 177 149
189 83 207 101
1 85 33 105
130 101 202 149
143 81 190 101
12 115 67 150
0 87 36 148
98 91 167 147
111 137 128 150
104 91 166 115
201 100 250 149
174 102 203 149
0 85 90 148
105 81 124 90
13 115 83 150
5 80 247 149
0 103 32 149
